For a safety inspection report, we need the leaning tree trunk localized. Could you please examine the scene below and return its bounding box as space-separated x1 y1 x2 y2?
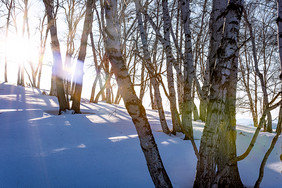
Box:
43 0 69 114
194 0 244 187
71 0 94 113
104 0 172 187
135 0 170 134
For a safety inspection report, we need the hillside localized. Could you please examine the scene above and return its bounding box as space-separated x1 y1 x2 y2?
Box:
0 83 281 187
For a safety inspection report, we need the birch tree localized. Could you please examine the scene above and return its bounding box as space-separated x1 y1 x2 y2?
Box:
180 0 194 138
104 0 172 186
199 0 227 122
134 0 170 134
194 0 244 187
161 0 182 134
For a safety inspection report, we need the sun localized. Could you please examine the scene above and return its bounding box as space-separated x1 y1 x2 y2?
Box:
5 34 38 66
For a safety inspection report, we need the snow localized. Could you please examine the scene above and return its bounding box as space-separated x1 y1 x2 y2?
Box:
0 82 281 188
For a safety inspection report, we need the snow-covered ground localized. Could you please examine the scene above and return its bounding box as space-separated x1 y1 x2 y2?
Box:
0 82 281 188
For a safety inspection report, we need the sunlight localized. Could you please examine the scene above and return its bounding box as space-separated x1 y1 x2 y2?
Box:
52 147 68 153
108 136 129 142
77 144 86 148
5 34 38 66
108 134 138 142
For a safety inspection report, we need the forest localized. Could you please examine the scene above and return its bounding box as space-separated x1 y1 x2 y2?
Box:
0 0 282 187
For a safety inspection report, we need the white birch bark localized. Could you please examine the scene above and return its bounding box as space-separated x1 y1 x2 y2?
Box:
200 0 228 122
194 0 244 187
135 0 170 134
180 0 194 138
104 0 172 187
161 0 182 134
278 0 282 81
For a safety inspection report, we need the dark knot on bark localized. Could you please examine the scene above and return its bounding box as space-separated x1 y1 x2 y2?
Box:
276 16 282 24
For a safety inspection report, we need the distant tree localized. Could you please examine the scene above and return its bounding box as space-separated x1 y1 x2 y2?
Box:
37 13 49 89
254 2 282 185
17 0 30 87
3 0 13 83
63 0 85 102
43 0 69 114
237 1 279 132
71 0 94 113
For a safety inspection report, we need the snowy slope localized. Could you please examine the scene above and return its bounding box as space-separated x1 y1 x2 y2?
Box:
0 82 281 188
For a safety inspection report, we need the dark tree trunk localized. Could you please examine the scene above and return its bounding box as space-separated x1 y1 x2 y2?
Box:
71 0 94 113
43 0 69 114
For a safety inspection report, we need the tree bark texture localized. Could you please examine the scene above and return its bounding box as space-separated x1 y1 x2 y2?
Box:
199 0 228 122
180 0 194 139
279 0 282 81
194 0 244 187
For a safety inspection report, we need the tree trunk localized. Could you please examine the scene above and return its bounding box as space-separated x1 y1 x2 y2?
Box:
94 71 113 103
139 62 146 102
180 0 194 139
43 0 69 114
71 0 94 113
193 102 199 121
104 0 172 186
149 81 157 110
279 0 282 81
89 31 101 103
104 56 112 104
135 0 170 134
194 0 244 187
199 0 228 122
161 0 182 134
4 0 13 83
49 75 57 96
90 74 99 103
